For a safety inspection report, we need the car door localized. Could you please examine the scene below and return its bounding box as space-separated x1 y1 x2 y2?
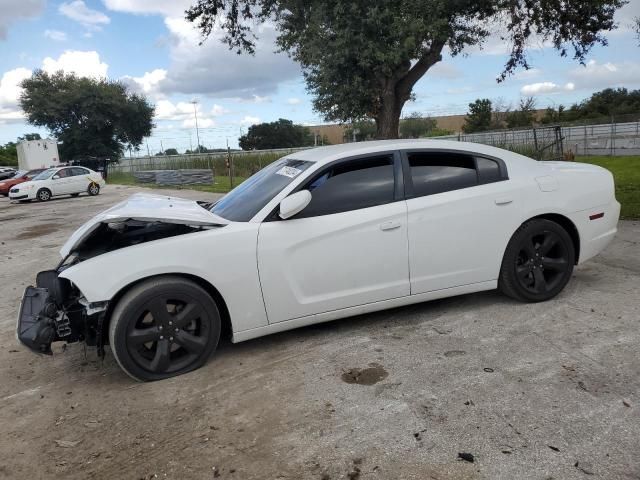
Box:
403 150 523 294
257 153 410 323
50 168 75 195
70 167 91 193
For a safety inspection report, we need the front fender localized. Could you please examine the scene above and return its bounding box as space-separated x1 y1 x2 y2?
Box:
59 223 267 333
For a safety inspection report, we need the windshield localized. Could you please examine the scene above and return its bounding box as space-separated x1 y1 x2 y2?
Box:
211 158 313 222
31 168 57 181
12 170 27 179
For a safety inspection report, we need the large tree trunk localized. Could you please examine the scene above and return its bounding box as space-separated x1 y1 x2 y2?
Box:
373 42 445 140
374 94 405 139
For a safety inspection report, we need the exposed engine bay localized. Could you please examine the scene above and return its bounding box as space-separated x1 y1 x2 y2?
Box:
17 219 214 356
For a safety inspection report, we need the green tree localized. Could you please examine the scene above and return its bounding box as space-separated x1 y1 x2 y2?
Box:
505 97 536 128
156 147 180 156
18 133 42 141
463 99 492 133
238 119 313 150
0 142 18 166
344 119 377 142
187 0 624 139
20 70 154 161
399 113 437 138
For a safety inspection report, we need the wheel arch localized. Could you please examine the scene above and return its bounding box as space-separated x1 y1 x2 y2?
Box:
526 213 581 264
102 273 233 344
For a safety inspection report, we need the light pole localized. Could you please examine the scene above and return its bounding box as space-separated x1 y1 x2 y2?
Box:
191 99 201 153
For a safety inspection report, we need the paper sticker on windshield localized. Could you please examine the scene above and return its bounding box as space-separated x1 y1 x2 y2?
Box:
276 166 303 178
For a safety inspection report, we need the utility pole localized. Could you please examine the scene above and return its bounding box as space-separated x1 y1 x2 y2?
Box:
191 99 201 153
226 137 233 189
160 140 164 155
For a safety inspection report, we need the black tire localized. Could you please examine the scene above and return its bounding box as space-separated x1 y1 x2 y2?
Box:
36 188 52 202
108 276 221 381
499 219 575 303
71 193 80 197
88 183 100 196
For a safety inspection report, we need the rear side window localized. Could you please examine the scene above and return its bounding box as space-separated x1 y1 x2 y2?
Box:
71 167 89 176
407 152 478 197
476 157 502 184
296 155 395 218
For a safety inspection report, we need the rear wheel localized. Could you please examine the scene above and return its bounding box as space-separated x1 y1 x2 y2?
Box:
36 188 51 202
499 219 575 302
88 183 100 196
108 276 221 381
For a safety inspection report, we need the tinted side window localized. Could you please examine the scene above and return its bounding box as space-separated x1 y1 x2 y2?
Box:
476 157 503 184
72 167 89 176
407 152 477 197
296 155 395 218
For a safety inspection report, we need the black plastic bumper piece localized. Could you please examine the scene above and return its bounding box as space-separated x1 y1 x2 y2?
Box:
17 287 56 355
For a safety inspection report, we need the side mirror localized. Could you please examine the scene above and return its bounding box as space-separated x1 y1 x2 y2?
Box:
52 175 60 180
279 190 312 220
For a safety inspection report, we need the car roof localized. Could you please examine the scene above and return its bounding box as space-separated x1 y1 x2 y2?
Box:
284 139 535 167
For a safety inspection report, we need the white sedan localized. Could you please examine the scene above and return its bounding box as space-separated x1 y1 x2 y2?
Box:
17 140 619 381
9 165 105 202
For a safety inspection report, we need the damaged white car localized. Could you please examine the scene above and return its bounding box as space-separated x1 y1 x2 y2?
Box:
17 140 620 381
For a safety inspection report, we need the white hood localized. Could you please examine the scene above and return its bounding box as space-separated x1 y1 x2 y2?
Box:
60 193 229 257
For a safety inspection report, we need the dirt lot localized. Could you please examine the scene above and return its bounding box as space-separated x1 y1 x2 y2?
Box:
1 185 639 480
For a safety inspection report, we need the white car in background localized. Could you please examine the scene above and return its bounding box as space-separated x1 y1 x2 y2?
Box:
9 166 105 202
17 140 619 381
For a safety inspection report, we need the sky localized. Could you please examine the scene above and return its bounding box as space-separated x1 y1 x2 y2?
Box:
0 0 639 153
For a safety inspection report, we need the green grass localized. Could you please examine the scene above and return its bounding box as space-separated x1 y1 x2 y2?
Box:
107 171 247 195
579 155 640 220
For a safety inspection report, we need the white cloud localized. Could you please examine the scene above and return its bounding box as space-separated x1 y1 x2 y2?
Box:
567 59 640 90
445 86 473 95
44 29 68 41
0 67 31 107
211 104 230 116
513 68 542 80
121 69 167 99
59 1 110 30
286 97 301 105
240 115 260 126
102 0 193 17
154 99 224 127
158 17 300 99
521 81 575 95
0 67 31 123
183 117 215 128
42 50 109 78
0 0 45 40
428 62 463 80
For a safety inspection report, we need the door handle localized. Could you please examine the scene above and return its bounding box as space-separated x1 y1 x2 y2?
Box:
494 197 513 205
380 221 401 231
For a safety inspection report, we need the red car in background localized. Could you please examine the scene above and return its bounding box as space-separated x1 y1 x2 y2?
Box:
0 169 45 196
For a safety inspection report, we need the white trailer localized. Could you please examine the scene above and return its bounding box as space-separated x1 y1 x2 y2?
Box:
17 139 60 171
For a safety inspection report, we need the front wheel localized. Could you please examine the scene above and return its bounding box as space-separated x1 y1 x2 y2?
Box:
36 188 51 202
108 276 221 381
499 219 575 303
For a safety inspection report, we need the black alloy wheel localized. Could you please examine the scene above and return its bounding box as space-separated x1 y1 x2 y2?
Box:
499 219 575 302
109 277 221 381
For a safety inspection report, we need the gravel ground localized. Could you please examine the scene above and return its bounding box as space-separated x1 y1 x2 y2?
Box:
0 185 638 480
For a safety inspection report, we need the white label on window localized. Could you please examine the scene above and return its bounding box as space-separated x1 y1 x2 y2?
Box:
275 166 302 178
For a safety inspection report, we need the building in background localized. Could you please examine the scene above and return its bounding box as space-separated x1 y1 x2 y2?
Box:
17 139 60 171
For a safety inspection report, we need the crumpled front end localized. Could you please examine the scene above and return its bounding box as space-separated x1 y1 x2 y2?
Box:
16 269 108 355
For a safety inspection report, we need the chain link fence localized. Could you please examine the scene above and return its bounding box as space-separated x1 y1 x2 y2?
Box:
436 116 640 159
